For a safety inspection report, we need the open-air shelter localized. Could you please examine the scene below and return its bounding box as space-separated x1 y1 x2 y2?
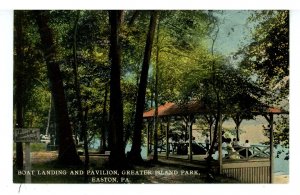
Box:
143 101 288 183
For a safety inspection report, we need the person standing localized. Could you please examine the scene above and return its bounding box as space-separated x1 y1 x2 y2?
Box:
205 134 210 151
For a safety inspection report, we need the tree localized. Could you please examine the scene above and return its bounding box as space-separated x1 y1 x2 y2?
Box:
14 11 54 170
60 11 111 152
71 11 89 182
14 11 25 170
274 115 289 159
108 10 127 168
35 11 81 165
152 15 161 162
241 10 289 149
241 10 289 104
129 11 159 163
153 11 215 103
99 82 109 153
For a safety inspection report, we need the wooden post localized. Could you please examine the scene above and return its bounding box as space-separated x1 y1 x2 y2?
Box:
264 113 274 184
269 114 274 184
166 117 170 159
218 114 223 175
160 122 163 154
153 117 159 161
146 120 150 156
14 128 39 183
188 115 194 161
184 116 189 141
25 142 31 183
149 120 153 152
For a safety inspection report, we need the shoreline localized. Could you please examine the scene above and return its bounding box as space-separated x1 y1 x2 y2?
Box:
274 173 289 184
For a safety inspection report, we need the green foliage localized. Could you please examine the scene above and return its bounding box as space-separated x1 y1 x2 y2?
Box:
148 11 215 104
262 115 289 159
14 11 50 132
24 86 51 131
241 10 289 105
14 10 288 161
274 115 289 148
240 10 289 149
180 57 265 116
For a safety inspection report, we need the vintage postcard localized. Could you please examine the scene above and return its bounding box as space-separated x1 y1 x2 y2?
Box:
12 10 289 184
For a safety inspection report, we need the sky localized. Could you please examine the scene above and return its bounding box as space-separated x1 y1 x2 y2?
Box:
213 10 253 56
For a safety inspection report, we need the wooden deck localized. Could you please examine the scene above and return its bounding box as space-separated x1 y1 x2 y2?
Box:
156 147 271 183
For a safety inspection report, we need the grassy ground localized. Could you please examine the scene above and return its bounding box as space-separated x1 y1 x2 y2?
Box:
13 150 239 184
13 143 48 152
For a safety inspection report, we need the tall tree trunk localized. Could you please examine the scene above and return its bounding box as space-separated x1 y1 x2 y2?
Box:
130 11 158 163
45 96 52 136
108 10 127 168
204 115 215 147
205 105 220 182
35 11 81 165
128 11 140 26
233 114 242 140
71 11 89 182
153 16 160 162
205 16 221 181
14 10 24 170
100 82 109 153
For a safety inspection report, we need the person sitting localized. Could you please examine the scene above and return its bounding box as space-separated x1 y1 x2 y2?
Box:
191 137 206 155
232 138 241 150
192 136 196 143
224 138 233 157
221 138 229 157
225 138 240 160
225 138 233 151
244 140 250 148
177 135 187 155
239 139 252 158
212 138 236 160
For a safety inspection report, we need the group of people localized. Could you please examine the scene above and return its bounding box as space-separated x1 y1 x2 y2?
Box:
205 132 252 160
168 135 209 155
169 131 252 159
222 138 251 159
232 138 251 149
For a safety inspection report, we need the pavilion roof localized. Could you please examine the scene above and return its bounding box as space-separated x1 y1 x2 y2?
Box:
143 101 288 118
143 101 209 118
251 106 289 115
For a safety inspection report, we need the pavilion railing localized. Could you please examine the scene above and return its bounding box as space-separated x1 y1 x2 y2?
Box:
223 144 270 160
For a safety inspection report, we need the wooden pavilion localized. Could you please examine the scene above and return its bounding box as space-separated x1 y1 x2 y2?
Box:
143 101 288 183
